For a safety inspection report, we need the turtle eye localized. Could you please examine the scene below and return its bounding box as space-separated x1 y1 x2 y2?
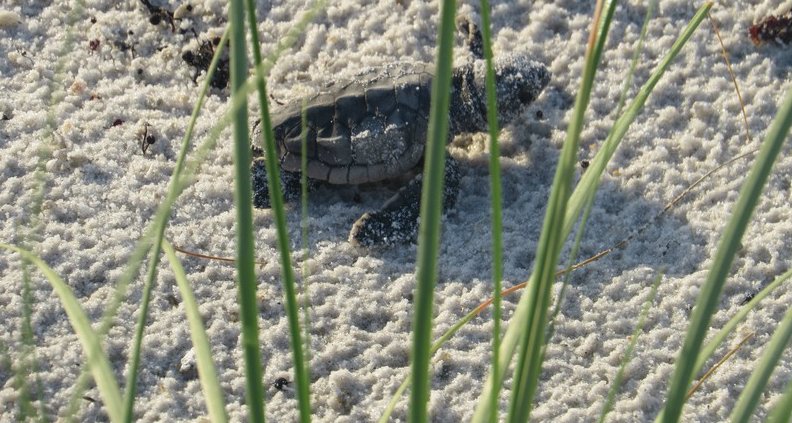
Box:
518 88 534 104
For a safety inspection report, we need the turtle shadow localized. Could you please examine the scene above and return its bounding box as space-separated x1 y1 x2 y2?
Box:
437 155 708 294
273 139 708 296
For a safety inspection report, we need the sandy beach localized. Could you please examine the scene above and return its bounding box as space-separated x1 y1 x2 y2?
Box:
1 0 791 421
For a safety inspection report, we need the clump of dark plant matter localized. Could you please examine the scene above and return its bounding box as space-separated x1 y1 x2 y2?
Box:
749 9 792 46
139 0 176 32
182 34 230 89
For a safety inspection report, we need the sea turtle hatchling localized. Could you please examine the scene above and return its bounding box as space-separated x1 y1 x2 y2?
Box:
251 52 550 246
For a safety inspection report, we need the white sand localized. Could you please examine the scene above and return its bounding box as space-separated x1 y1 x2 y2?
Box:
1 0 792 421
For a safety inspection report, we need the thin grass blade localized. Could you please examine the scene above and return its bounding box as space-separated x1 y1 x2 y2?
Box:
299 99 313 370
61 24 231 420
245 1 317 421
598 272 662 423
476 0 504 419
767 378 792 423
228 1 267 422
659 76 792 423
547 0 656 359
473 3 712 421
564 2 712 238
0 244 123 423
506 2 608 420
729 304 792 422
410 0 457 420
693 267 792 378
162 240 228 423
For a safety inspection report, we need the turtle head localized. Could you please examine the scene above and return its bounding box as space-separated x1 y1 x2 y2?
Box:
471 54 550 126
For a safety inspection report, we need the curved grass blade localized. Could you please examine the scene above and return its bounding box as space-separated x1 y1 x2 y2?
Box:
228 1 266 422
505 2 609 420
473 3 713 421
476 0 504 419
119 23 236 423
61 23 232 421
563 2 712 238
692 267 792 381
162 240 228 423
63 3 323 418
299 99 313 376
410 0 457 419
767 378 792 423
729 304 792 422
659 77 792 423
598 272 662 423
0 244 123 423
245 2 327 422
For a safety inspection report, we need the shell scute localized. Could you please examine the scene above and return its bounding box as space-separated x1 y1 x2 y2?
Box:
365 86 397 116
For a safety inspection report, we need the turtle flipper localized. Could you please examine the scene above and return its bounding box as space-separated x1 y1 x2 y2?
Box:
251 157 304 208
349 155 460 246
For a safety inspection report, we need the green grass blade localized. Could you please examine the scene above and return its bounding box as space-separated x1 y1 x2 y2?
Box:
410 0 457 420
380 291 490 422
660 73 792 423
121 236 165 422
693 267 792 378
767 378 792 423
246 2 323 422
229 1 266 422
564 2 712 238
299 99 313 374
613 0 656 117
729 303 792 422
476 0 504 420
161 240 229 423
598 272 662 423
14 1 84 419
472 3 712 421
548 0 656 360
0 244 124 423
505 1 610 420
16 262 46 421
508 0 605 422
61 24 232 421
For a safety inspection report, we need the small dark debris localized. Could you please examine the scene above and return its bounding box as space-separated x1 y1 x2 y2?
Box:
89 39 100 53
140 0 176 32
136 68 144 76
166 294 180 307
270 94 285 106
112 30 137 57
749 9 792 46
140 123 157 154
82 396 96 403
90 16 97 24
111 118 124 127
580 160 589 169
12 47 34 66
535 109 544 119
89 93 102 100
182 35 230 89
740 292 756 305
273 377 289 391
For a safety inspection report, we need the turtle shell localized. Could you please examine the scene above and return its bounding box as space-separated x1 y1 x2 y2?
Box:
266 63 433 184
